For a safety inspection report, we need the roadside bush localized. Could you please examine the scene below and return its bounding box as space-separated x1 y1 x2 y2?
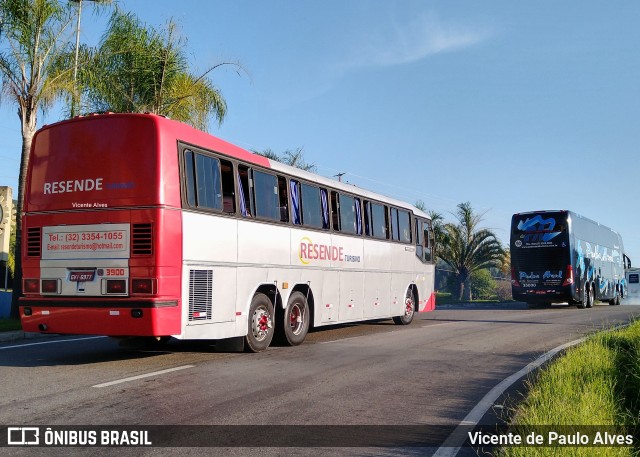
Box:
470 269 496 300
495 280 512 301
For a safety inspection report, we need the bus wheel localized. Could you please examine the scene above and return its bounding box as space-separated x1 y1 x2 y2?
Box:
245 293 275 353
615 293 621 306
586 285 594 308
393 289 415 325
282 291 310 346
577 288 587 309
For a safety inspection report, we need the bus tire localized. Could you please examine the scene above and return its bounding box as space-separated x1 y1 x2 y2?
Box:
577 288 587 309
281 291 310 346
393 289 415 325
245 293 275 353
586 285 594 308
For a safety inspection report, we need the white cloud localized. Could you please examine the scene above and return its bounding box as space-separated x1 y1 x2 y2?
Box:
349 12 492 68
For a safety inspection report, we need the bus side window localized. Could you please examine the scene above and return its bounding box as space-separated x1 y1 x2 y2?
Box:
320 188 330 230
331 191 340 231
390 208 400 241
278 176 289 222
425 221 434 262
415 219 424 261
195 153 222 210
237 166 253 217
300 183 324 229
290 180 302 225
184 149 224 211
184 150 196 207
253 169 280 221
364 201 373 237
221 159 235 213
354 198 363 235
398 210 411 243
370 202 388 240
338 194 358 235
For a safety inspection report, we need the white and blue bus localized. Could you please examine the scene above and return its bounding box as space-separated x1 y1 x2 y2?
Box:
510 210 630 308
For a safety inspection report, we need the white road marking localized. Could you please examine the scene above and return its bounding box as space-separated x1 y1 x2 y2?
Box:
0 336 106 350
92 365 195 388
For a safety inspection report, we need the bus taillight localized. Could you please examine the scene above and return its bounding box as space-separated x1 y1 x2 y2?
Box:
23 279 39 294
105 279 127 294
562 265 574 286
41 279 60 294
511 267 520 287
131 278 156 294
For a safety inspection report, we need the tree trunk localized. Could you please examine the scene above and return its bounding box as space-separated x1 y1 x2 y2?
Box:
457 269 471 302
463 277 472 301
457 278 464 301
10 110 37 318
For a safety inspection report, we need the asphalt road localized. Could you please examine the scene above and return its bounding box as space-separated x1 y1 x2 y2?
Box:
1 301 639 456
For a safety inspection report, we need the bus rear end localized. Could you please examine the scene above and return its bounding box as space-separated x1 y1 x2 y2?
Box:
510 211 575 305
20 114 182 337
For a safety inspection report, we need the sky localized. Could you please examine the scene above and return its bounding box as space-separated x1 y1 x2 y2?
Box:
1 1 639 260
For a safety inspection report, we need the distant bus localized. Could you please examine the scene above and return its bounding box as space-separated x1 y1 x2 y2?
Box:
19 113 436 351
510 210 630 308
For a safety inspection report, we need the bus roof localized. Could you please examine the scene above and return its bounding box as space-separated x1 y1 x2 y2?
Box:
31 113 430 219
512 209 620 237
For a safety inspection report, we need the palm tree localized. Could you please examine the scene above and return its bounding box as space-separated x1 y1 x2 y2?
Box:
0 0 75 316
78 11 239 129
253 147 316 172
438 202 505 301
68 0 112 117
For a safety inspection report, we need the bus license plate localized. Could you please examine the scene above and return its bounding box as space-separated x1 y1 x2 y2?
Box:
69 271 96 282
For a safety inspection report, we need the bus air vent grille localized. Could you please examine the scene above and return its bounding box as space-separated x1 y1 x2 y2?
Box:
131 223 153 256
26 227 42 257
188 269 212 321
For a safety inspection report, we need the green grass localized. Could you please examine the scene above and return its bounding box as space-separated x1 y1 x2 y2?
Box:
499 321 640 456
0 318 22 332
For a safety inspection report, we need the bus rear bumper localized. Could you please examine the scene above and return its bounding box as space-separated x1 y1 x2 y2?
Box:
512 288 576 304
19 298 181 337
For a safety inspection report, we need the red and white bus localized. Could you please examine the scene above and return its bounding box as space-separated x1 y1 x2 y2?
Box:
20 113 435 351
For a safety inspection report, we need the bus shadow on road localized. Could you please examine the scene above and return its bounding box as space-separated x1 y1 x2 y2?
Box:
0 341 170 368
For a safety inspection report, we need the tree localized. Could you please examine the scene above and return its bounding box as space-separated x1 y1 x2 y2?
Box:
253 147 316 172
470 269 497 300
438 202 505 301
69 0 112 117
0 0 75 316
78 11 237 129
